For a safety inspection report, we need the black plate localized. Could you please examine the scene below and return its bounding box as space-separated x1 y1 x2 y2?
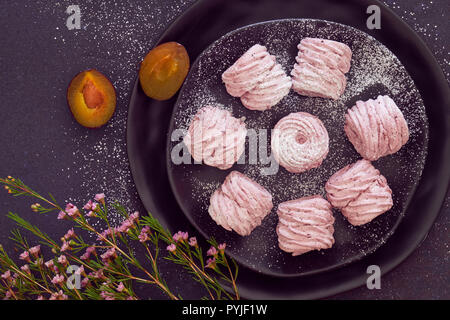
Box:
127 0 450 298
166 18 428 277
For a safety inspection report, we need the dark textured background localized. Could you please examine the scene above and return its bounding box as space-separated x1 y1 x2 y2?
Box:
0 0 448 299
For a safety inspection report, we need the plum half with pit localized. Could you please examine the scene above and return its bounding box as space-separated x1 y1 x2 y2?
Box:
67 69 116 128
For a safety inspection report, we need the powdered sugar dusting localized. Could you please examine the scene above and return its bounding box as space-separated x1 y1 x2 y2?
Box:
168 19 429 275
38 0 196 228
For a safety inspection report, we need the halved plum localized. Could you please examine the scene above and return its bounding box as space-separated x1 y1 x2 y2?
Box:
67 69 116 128
139 42 190 101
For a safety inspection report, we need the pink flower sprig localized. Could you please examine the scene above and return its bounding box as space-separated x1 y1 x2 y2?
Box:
159 227 237 300
0 176 240 300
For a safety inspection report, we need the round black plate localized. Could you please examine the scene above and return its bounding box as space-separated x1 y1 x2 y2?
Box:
167 19 428 277
127 0 450 299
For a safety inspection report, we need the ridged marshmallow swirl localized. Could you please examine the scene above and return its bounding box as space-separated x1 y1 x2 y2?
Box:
344 95 409 161
291 38 352 100
183 106 247 170
325 159 393 226
222 44 276 97
208 171 273 236
271 112 329 173
240 62 292 111
276 195 335 256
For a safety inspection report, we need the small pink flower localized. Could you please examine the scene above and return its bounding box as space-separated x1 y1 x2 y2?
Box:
166 244 176 253
130 211 139 221
1 270 11 280
19 250 31 263
127 296 134 300
173 231 188 242
207 246 218 257
65 203 74 210
94 193 105 204
83 200 99 213
218 243 226 252
65 204 80 218
36 295 45 300
20 264 31 274
64 203 72 213
64 228 76 240
29 245 41 258
57 255 68 265
51 274 64 285
138 233 149 242
206 257 216 269
116 282 125 292
87 246 96 255
117 219 133 233
100 248 117 262
81 246 96 260
172 232 182 242
138 227 150 243
57 211 66 220
60 241 70 252
80 252 89 260
50 290 68 300
44 260 54 269
189 237 198 247
100 291 115 300
3 290 12 300
93 269 105 279
98 227 114 241
81 277 89 288
83 200 97 211
86 210 96 217
75 265 84 276
83 200 91 210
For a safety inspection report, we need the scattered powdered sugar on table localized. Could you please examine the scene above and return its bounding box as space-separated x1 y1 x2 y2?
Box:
32 0 196 228
382 0 449 82
169 19 429 274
